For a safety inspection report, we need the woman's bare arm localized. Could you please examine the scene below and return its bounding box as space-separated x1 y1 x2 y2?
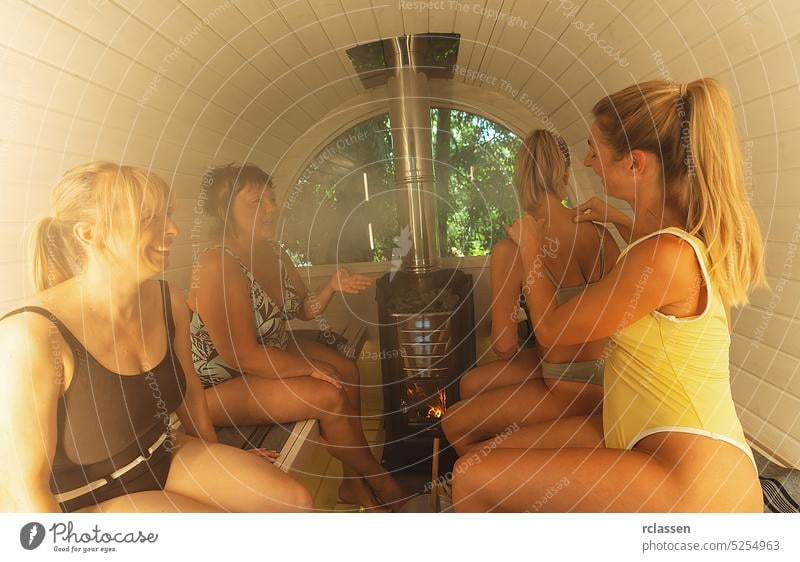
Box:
192 250 342 389
0 315 64 512
168 283 217 442
280 252 333 321
511 216 700 347
489 238 525 359
574 197 634 243
193 249 314 378
281 251 372 321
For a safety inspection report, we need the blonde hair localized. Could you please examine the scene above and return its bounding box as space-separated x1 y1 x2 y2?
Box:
31 162 171 291
515 129 570 212
592 78 767 306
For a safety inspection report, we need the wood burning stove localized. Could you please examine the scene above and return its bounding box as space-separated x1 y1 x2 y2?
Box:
377 269 475 470
348 34 474 472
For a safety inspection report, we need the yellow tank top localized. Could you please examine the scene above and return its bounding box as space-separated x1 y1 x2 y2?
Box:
602 227 754 468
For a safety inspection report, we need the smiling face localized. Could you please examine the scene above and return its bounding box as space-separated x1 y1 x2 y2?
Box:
230 182 277 243
137 198 179 275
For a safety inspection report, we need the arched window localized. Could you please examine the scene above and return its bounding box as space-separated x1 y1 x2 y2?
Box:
280 108 521 266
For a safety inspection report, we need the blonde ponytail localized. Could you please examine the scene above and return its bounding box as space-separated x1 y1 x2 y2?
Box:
592 77 767 306
31 217 83 291
683 79 767 306
30 162 171 291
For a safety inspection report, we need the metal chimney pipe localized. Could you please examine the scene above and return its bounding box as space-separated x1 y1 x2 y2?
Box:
384 36 441 272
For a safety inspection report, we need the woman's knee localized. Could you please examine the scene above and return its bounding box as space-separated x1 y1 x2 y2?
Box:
441 400 468 442
459 369 483 398
458 360 513 398
332 356 360 386
315 382 351 416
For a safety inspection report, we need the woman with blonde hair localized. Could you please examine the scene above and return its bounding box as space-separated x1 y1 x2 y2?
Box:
188 164 406 511
453 78 767 512
0 162 312 512
442 129 619 455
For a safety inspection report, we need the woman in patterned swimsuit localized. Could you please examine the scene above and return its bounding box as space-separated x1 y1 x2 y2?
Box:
188 164 406 511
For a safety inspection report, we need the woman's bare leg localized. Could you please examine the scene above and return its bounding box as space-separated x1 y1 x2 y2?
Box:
205 375 405 509
442 379 602 455
287 336 385 509
74 433 310 513
164 433 312 512
287 336 363 415
75 490 221 513
465 414 605 454
459 348 541 399
453 432 762 512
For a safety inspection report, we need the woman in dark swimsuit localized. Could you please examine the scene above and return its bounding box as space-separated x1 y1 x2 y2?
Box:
188 164 406 511
0 162 311 512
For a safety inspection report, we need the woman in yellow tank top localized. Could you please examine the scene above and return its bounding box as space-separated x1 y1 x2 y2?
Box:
452 78 768 512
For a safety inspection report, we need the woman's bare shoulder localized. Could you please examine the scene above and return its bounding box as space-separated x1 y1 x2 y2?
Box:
196 246 243 275
17 279 72 309
197 245 226 263
0 300 70 390
621 233 701 281
491 237 521 263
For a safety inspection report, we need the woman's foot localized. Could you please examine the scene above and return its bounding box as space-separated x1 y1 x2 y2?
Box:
339 477 390 512
366 473 409 512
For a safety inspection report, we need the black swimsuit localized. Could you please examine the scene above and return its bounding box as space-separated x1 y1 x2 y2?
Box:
1 280 187 512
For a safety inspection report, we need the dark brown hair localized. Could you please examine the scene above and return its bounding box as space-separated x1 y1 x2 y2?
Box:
200 164 272 238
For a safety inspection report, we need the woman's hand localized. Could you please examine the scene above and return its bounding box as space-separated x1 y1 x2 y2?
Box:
307 359 343 389
329 268 373 294
247 448 280 463
573 196 633 242
504 214 545 254
573 196 626 225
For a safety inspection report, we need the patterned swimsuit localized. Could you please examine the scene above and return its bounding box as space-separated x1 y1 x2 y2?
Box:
190 244 302 388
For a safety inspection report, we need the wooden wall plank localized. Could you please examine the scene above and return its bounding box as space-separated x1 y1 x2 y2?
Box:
478 0 546 91
343 0 382 45
400 0 430 36
452 0 490 83
462 0 505 87
370 0 404 39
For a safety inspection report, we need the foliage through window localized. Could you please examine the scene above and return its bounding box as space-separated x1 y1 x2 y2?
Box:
280 109 521 266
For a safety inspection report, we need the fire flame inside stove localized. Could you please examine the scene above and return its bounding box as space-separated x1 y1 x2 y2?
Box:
426 390 447 419
406 382 447 420
406 384 447 419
